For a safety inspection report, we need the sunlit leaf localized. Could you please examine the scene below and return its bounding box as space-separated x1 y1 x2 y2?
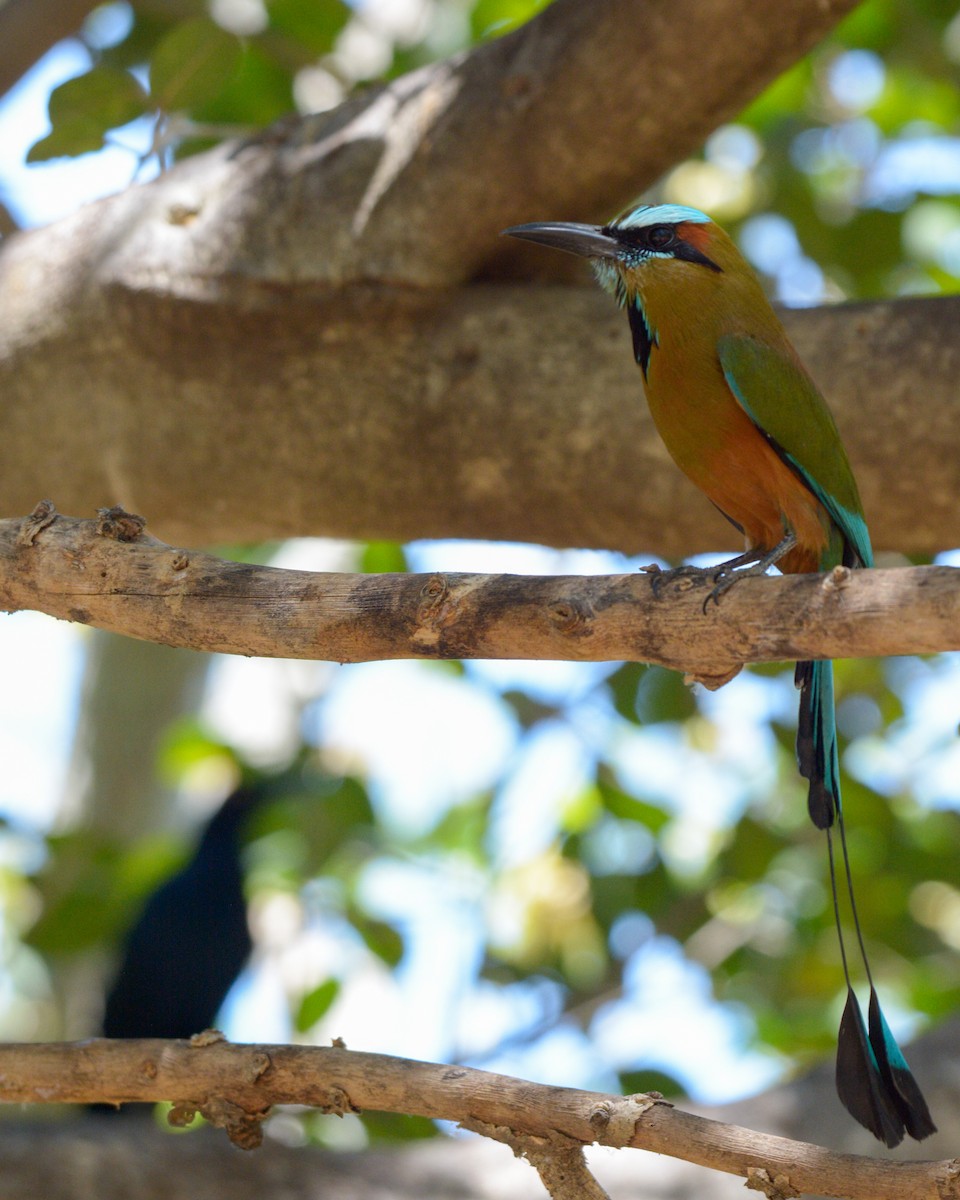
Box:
294 978 341 1031
28 832 182 954
618 1068 685 1099
150 18 243 112
157 718 239 784
427 793 492 859
359 1111 439 1142
471 0 552 41
27 67 148 161
361 541 408 574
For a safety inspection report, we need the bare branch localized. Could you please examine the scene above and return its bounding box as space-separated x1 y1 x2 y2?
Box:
0 1038 954 1200
2 507 958 682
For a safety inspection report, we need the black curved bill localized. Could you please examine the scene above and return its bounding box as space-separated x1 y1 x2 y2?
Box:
501 222 620 260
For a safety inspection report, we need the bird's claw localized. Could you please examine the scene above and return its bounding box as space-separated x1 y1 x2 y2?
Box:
643 560 754 611
701 567 742 611
644 562 725 601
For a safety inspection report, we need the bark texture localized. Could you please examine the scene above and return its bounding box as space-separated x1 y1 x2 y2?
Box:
1 1038 957 1200
1 268 958 554
4 1015 960 1200
3 508 959 681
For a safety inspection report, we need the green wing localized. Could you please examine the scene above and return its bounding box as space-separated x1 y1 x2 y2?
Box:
718 334 872 568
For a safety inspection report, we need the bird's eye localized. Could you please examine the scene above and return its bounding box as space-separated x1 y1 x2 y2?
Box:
646 224 676 250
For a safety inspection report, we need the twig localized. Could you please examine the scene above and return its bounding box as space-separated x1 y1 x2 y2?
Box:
0 1039 955 1200
462 1117 614 1200
1 505 958 684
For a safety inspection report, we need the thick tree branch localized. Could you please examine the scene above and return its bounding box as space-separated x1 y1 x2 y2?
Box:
0 272 958 555
0 0 102 102
2 507 958 683
0 1038 955 1200
0 0 860 289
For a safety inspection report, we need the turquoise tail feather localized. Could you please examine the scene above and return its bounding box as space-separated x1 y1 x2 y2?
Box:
795 658 838 831
796 659 935 1146
867 987 936 1142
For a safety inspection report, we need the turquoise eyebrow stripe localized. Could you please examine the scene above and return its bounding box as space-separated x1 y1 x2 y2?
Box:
615 204 711 229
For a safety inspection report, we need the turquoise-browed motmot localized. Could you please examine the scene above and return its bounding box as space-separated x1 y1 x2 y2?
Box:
503 204 935 1147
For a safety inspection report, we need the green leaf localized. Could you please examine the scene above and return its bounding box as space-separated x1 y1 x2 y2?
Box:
29 888 119 952
471 0 551 41
359 1111 439 1142
150 18 243 112
192 43 294 126
355 916 404 967
294 978 341 1031
606 661 647 723
560 784 603 834
156 718 238 785
27 67 148 162
28 830 186 954
303 776 377 868
635 667 697 724
361 541 408 574
99 11 182 72
718 815 785 882
266 0 351 55
501 689 561 728
617 1068 685 1099
597 778 669 832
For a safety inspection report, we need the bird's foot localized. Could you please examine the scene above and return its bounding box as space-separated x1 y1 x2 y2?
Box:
703 557 779 609
644 535 798 612
642 562 726 601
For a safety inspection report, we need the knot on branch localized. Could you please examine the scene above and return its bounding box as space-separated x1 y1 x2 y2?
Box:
97 505 147 543
18 500 58 546
248 1051 272 1083
934 1159 960 1200
824 564 853 591
169 1095 269 1150
415 574 456 637
684 665 742 691
189 1028 227 1047
460 1115 574 1156
460 1116 613 1198
745 1166 801 1200
589 1092 660 1147
549 595 593 637
318 1085 359 1116
138 1057 158 1080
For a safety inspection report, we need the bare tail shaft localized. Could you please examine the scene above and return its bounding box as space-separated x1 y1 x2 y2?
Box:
796 660 935 1146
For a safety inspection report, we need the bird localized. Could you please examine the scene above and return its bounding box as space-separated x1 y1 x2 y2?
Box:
502 204 935 1147
100 785 262 1039
89 783 264 1117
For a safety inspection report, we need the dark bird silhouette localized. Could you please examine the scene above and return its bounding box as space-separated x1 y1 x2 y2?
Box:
101 784 262 1044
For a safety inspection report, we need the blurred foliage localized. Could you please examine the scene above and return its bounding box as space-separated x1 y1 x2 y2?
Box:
5 0 960 1150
